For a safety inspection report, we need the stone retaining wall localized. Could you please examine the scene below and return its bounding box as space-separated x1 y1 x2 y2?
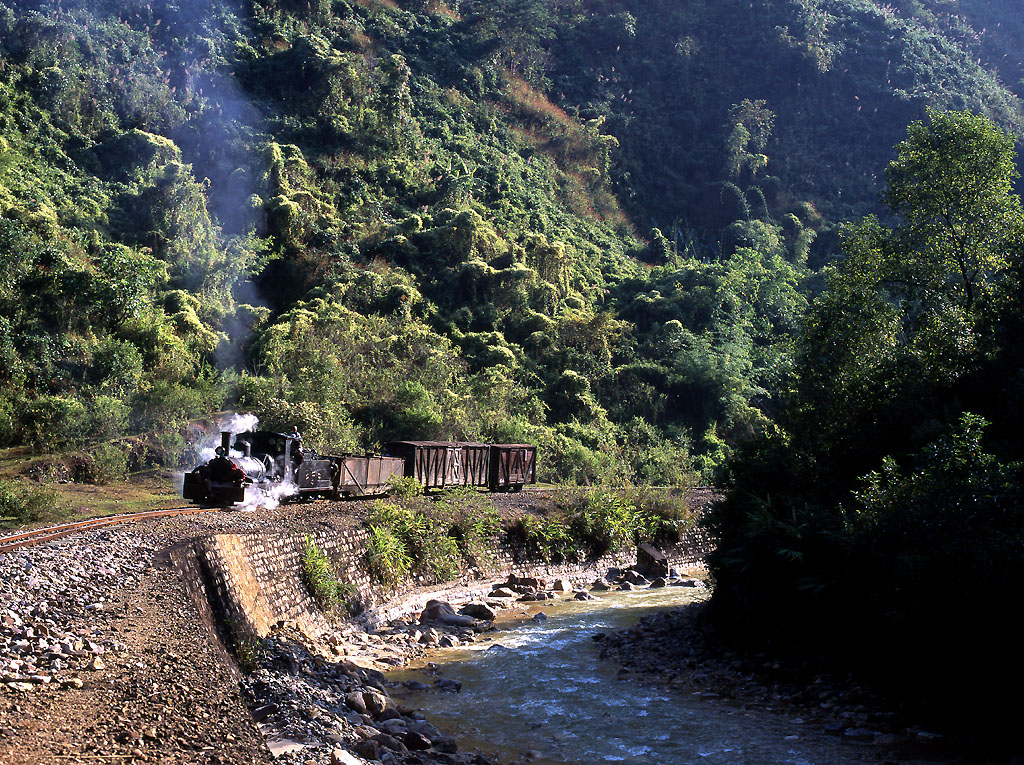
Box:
173 522 716 643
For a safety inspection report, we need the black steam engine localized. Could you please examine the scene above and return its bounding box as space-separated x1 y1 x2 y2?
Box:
182 430 537 506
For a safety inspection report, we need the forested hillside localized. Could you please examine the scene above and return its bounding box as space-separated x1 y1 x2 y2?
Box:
1 0 1022 490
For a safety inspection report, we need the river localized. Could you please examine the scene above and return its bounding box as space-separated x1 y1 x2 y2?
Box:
389 587 885 764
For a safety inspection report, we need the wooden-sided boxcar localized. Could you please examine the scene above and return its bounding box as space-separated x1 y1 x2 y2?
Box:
488 444 537 492
387 441 536 492
386 441 490 490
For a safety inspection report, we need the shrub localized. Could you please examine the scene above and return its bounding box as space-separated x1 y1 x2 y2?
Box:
85 396 130 442
23 396 89 451
386 475 421 498
300 536 354 613
512 513 576 563
623 486 699 543
511 488 678 562
85 443 129 485
148 430 187 468
364 499 465 584
0 479 72 528
366 522 412 587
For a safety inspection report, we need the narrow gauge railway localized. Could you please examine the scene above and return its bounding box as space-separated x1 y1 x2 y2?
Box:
0 506 212 555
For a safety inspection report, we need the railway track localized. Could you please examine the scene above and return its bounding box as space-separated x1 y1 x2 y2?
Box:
0 485 713 556
0 506 214 555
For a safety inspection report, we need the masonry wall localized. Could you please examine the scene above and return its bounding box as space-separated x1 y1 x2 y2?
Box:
175 523 716 642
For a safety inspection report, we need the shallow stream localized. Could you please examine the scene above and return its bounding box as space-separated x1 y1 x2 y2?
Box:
389 588 871 764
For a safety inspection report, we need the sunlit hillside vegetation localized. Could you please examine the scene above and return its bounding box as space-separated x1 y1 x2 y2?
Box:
0 0 1021 490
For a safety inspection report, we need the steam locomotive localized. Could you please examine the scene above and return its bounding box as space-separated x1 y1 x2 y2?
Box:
182 430 537 506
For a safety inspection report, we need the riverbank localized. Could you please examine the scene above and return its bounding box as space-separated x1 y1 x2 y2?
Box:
599 603 970 763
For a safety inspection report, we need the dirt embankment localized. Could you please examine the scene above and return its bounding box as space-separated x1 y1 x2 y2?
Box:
0 492 579 764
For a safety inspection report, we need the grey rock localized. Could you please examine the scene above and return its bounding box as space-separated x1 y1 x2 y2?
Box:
420 600 475 627
458 603 496 621
408 721 443 742
377 718 408 736
330 750 363 765
507 574 544 590
623 571 649 586
671 578 699 587
353 739 380 760
435 677 461 693
372 732 407 753
404 730 431 751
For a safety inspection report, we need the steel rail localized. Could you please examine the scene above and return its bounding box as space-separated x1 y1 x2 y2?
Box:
0 506 211 555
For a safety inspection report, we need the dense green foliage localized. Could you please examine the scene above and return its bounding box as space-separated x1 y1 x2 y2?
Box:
365 491 502 587
3 0 1021 485
365 486 691 585
513 486 693 562
300 534 355 612
707 111 1024 732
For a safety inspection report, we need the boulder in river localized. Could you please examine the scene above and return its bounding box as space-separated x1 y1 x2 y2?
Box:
508 574 545 590
623 570 650 586
671 578 699 588
636 543 670 579
459 603 496 621
420 600 475 627
590 580 610 591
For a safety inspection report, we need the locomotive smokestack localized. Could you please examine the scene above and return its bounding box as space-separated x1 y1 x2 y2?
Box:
221 432 232 452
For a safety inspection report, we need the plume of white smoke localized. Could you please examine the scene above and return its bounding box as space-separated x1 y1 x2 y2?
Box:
183 412 300 511
194 412 261 462
236 479 298 512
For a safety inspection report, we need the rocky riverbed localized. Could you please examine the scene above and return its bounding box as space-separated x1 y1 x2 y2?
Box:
233 565 712 765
